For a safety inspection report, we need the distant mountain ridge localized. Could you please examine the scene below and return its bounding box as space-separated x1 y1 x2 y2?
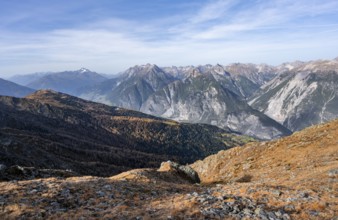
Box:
0 78 35 97
7 72 50 86
25 68 107 95
10 57 338 138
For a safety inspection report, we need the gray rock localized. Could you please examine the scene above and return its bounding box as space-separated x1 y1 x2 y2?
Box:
255 207 264 215
96 191 105 197
159 161 200 183
328 169 338 177
275 210 283 217
103 184 112 190
284 204 295 212
286 197 297 202
243 208 252 215
272 190 282 196
299 192 309 198
267 211 277 219
308 210 319 216
192 192 199 197
29 189 38 194
282 213 291 220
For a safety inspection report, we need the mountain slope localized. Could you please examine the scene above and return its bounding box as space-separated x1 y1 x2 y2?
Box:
1 119 336 220
141 72 291 140
79 64 176 110
250 59 338 131
0 90 251 177
225 63 277 86
0 78 35 97
192 118 338 184
161 63 277 98
27 68 107 95
7 72 50 86
224 63 277 98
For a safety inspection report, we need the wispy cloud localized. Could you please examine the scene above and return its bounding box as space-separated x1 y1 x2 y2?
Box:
0 0 337 77
188 0 236 24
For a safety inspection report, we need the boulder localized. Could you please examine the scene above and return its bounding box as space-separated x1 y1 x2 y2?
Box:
158 161 200 183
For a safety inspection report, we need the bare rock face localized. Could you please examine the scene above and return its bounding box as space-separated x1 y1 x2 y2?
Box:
158 161 200 183
250 59 338 131
79 64 292 140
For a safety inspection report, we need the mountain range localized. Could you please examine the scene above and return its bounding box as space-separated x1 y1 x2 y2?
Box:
249 59 338 131
0 90 252 177
3 57 338 139
78 63 291 139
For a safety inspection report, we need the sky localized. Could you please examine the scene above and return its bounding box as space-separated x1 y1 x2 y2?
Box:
1 0 338 77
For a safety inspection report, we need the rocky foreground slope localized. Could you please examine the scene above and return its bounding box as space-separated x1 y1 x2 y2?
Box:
0 119 337 219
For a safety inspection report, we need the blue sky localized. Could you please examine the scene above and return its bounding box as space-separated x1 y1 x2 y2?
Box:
1 0 338 76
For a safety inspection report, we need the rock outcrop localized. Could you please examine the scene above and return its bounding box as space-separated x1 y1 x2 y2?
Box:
158 161 200 183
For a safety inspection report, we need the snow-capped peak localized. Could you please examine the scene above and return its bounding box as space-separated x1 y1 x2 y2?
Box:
79 68 90 73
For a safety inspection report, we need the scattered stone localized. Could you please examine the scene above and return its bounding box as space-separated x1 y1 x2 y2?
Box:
272 190 281 196
96 191 105 197
103 184 112 190
284 204 295 212
29 189 38 194
328 169 338 177
308 210 319 216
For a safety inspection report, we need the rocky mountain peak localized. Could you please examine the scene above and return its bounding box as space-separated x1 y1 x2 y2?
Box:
187 68 203 78
212 64 228 75
78 67 91 73
125 64 163 77
297 59 338 72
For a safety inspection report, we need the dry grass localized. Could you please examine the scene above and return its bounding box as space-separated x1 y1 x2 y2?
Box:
1 119 337 219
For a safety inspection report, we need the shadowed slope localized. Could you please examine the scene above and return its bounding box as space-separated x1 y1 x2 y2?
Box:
0 90 252 177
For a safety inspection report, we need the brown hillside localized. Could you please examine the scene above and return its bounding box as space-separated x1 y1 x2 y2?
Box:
0 90 252 178
0 119 337 219
191 119 338 186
